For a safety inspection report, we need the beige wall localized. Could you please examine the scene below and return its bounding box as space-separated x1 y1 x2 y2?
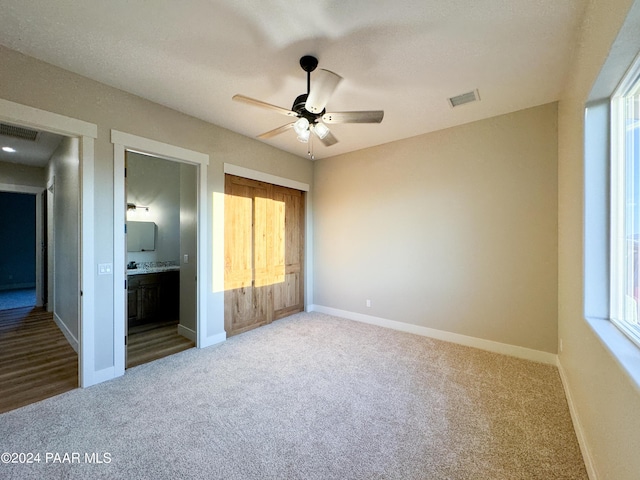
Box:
126 152 181 264
47 136 80 342
0 45 313 374
314 103 558 353
0 160 45 188
558 0 640 478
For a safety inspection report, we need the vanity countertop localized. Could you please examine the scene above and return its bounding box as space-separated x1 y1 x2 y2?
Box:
127 264 180 276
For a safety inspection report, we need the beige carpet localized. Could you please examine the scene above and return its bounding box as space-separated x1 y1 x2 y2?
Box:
0 312 586 479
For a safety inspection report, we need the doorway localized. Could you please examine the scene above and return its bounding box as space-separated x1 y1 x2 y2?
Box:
0 98 97 390
0 123 82 412
124 151 197 368
0 191 38 310
111 129 209 376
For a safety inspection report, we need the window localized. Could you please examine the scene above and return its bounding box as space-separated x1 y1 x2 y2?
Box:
611 54 640 348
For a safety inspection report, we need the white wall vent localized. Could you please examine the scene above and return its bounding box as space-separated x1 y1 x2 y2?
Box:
0 123 39 141
448 89 480 108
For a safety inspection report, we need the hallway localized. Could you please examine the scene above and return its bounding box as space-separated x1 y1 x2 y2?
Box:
0 306 77 413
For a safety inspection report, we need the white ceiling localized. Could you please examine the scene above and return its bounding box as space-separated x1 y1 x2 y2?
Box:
0 0 588 160
0 125 63 167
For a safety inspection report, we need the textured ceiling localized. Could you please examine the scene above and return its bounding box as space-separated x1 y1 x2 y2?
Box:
0 0 588 160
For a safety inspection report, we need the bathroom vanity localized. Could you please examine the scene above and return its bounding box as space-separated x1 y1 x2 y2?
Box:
127 266 179 325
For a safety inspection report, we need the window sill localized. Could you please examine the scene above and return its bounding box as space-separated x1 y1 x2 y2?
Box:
585 316 640 392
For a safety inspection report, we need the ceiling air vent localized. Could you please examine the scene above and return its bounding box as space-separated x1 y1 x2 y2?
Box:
0 123 39 141
448 89 480 108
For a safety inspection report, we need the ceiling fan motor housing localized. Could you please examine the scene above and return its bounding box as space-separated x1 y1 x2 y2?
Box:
292 93 324 122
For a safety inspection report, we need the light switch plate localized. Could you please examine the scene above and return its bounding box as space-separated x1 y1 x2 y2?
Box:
98 263 113 275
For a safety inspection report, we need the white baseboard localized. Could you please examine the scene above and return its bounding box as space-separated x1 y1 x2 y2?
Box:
199 331 226 349
53 312 79 353
308 304 557 365
177 324 196 342
557 359 598 480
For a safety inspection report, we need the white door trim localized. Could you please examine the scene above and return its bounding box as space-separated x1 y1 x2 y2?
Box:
45 178 55 314
223 163 310 192
0 97 97 388
111 130 210 376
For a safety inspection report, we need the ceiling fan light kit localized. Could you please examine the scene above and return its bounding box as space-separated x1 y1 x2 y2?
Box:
293 117 310 136
293 117 313 143
313 122 330 139
232 55 384 154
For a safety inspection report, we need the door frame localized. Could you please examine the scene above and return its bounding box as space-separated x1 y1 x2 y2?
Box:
0 98 97 387
45 177 55 311
111 130 209 376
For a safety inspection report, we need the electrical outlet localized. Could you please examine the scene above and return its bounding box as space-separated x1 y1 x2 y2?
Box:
183 254 189 264
366 299 371 308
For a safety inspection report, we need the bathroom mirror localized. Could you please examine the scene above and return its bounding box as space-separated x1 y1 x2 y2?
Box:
127 221 156 252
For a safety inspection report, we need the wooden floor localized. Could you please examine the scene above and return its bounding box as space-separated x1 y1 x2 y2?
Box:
127 320 195 369
0 307 77 414
0 308 195 413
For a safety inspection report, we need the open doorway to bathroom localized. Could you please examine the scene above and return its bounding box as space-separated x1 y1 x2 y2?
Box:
124 151 197 368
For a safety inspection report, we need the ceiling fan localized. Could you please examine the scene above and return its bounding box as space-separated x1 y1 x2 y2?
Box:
232 55 384 152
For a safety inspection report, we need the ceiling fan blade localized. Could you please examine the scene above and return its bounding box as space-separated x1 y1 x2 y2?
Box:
322 110 384 124
232 94 297 117
257 123 295 139
305 69 343 114
313 128 338 147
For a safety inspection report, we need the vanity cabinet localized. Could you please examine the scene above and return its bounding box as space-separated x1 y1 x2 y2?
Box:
127 271 179 325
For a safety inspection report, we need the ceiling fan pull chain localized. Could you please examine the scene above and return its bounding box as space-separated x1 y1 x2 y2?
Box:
308 135 315 160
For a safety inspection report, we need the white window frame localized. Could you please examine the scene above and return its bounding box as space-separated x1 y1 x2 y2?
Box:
610 52 640 349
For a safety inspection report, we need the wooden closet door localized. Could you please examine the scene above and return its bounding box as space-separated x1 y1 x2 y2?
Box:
224 175 272 335
272 185 304 319
224 174 304 336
